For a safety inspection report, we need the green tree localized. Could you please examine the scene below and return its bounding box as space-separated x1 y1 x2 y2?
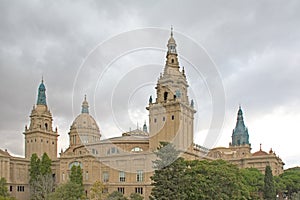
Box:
29 153 41 184
277 167 300 198
107 191 128 200
29 153 54 200
90 180 107 200
263 165 276 200
40 153 52 175
150 142 189 199
240 168 264 199
0 178 15 200
69 165 83 186
186 159 250 200
48 181 84 200
129 193 143 200
0 178 9 197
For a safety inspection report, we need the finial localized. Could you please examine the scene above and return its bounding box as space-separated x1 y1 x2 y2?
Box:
260 143 262 151
41 75 44 83
239 104 241 110
171 25 173 37
84 94 87 101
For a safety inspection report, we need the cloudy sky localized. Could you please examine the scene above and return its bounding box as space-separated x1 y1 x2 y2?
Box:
1 1 299 169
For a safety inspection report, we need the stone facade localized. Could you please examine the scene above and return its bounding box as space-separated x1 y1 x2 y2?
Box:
0 30 284 200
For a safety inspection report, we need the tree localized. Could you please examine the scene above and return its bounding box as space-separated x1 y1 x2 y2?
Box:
48 181 84 200
29 153 54 200
150 142 188 199
107 191 128 200
263 165 276 200
129 193 143 200
69 165 83 186
90 180 107 200
185 159 250 200
0 178 9 197
277 167 300 198
240 168 264 199
49 165 84 199
29 153 41 184
0 178 15 200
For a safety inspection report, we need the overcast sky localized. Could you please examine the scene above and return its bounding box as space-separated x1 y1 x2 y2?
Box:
1 1 299 169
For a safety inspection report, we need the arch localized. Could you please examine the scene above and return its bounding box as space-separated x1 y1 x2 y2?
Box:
131 147 143 152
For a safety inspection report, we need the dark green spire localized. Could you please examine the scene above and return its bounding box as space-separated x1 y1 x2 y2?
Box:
37 79 47 105
232 106 249 146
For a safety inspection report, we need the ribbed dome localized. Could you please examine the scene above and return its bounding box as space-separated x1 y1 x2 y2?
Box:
71 113 99 131
69 96 101 146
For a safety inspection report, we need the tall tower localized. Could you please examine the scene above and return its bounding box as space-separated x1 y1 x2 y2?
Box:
24 80 58 160
147 28 196 151
231 106 250 146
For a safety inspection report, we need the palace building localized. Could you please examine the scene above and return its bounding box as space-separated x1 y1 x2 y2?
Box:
0 30 284 200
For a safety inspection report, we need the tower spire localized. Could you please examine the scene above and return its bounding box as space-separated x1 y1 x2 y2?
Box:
37 79 47 105
231 106 250 146
81 95 89 114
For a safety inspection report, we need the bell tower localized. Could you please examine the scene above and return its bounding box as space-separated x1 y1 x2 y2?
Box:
24 79 58 160
147 28 196 151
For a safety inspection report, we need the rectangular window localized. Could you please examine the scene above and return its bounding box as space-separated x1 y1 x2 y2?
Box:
85 171 89 180
135 187 143 194
103 171 109 182
17 186 24 192
136 170 144 182
119 171 125 182
9 186 12 192
118 187 125 194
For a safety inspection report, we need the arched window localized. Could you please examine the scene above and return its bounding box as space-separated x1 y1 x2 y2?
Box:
164 92 168 101
131 147 143 152
69 161 82 169
45 123 48 130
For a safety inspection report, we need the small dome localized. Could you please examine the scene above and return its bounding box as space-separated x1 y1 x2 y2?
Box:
252 150 268 156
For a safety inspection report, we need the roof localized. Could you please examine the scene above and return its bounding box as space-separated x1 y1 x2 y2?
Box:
252 150 269 156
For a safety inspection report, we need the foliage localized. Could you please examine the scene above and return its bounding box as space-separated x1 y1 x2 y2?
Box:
0 197 16 200
0 178 9 197
150 142 250 200
150 142 187 199
107 191 128 200
40 153 52 175
263 165 276 200
30 174 55 200
90 180 107 200
48 181 84 200
276 167 300 198
152 142 180 170
29 153 41 184
29 153 54 200
48 164 84 199
129 193 143 200
69 165 83 186
185 159 250 200
240 168 264 199
0 178 15 200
